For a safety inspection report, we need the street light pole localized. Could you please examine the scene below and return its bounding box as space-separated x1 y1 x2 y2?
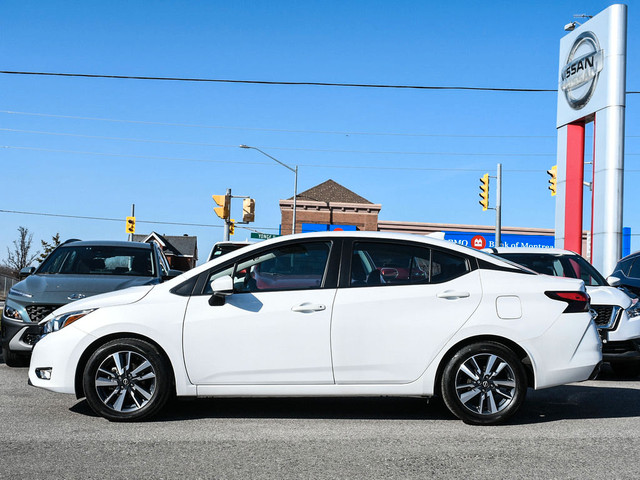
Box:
239 145 298 234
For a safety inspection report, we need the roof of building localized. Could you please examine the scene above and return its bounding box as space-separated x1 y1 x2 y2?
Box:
292 179 373 204
133 232 198 258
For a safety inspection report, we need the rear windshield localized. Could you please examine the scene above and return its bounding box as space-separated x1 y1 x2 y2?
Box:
497 252 607 286
38 245 155 277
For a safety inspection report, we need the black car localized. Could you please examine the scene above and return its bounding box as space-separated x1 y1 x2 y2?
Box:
609 251 640 296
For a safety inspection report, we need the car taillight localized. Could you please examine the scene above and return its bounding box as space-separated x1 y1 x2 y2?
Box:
545 291 590 313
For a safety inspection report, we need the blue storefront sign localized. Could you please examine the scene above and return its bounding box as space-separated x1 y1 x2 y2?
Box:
302 223 357 233
443 231 555 250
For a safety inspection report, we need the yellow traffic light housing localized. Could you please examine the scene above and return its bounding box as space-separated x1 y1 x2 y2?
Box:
229 219 235 235
547 165 557 196
479 173 490 211
242 198 255 223
126 216 136 234
212 194 230 219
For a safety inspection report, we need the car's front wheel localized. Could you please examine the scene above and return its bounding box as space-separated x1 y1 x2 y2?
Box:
82 338 172 421
441 342 527 425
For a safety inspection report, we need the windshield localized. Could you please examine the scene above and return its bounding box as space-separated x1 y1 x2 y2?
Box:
38 245 155 277
496 252 607 286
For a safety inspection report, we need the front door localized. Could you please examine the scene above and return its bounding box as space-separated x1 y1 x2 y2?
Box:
183 241 336 385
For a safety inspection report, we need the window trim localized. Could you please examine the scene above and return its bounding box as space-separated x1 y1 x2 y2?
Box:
339 238 475 288
191 238 342 296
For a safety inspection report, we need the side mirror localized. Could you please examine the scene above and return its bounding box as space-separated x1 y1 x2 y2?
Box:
209 275 234 306
162 269 184 281
607 276 621 287
19 266 36 278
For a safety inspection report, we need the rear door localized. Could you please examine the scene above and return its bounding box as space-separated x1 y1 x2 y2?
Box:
331 240 482 384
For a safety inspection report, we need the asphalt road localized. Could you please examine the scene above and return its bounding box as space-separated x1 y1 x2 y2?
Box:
2 355 640 480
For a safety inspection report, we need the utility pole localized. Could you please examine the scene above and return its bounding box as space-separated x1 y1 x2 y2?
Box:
223 188 231 241
128 204 135 241
495 164 502 248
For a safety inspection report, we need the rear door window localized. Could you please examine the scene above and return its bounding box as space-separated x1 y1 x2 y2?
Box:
350 242 470 287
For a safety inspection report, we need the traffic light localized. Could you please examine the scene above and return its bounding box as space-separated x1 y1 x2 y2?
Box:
547 165 557 196
126 216 136 234
242 198 255 223
229 219 235 235
479 173 490 211
212 194 230 219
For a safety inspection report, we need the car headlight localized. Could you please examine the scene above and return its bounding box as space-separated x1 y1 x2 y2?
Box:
43 309 97 334
3 304 25 321
626 302 640 319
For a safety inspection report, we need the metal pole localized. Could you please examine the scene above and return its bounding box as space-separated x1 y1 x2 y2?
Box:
129 204 135 241
495 164 502 248
224 188 231 241
239 145 298 235
292 166 298 234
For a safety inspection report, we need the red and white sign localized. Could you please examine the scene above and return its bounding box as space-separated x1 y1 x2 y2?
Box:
471 235 486 249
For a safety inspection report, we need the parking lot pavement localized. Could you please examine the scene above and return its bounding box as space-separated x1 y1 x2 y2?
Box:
2 356 640 479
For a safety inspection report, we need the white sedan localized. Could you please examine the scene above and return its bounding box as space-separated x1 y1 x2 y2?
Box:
29 232 601 425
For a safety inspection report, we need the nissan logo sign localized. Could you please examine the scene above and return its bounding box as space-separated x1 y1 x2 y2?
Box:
560 32 604 110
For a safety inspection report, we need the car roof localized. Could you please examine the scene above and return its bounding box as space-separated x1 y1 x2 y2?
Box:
178 231 524 282
59 240 152 249
213 241 254 246
486 247 577 256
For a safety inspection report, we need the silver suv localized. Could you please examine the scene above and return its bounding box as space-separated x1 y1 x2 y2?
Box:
1 240 181 367
488 247 640 377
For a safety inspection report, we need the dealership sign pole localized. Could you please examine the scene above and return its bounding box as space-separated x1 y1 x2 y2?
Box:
555 4 627 274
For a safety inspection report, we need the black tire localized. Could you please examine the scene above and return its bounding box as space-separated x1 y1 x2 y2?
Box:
82 338 172 421
610 361 640 378
440 342 527 425
2 346 30 368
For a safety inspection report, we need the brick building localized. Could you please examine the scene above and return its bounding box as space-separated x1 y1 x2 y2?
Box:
279 179 381 233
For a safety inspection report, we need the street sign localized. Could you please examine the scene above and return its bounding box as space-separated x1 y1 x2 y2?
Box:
250 232 280 240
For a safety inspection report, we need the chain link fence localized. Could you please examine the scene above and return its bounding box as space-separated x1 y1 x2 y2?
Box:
0 274 18 301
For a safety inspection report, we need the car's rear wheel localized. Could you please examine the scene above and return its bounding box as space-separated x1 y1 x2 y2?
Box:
441 342 527 425
82 338 172 421
2 346 29 367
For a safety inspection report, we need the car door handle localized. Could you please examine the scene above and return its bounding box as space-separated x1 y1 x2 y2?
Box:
291 303 327 313
437 290 470 299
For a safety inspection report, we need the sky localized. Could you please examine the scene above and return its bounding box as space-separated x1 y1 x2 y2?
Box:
1 1 638 267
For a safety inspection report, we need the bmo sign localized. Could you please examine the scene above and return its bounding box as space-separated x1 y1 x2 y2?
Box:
556 4 627 275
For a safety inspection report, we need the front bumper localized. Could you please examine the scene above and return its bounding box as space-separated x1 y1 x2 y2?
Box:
602 338 640 363
29 324 95 395
1 316 41 353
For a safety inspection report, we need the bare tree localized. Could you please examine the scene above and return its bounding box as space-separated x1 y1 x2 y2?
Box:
4 226 39 273
37 233 61 263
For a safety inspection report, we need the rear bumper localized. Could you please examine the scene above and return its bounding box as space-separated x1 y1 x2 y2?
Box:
531 317 602 389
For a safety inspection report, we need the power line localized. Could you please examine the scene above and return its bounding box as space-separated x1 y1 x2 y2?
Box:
8 144 640 173
0 208 279 232
0 70 558 92
0 142 562 157
2 145 563 172
0 111 559 139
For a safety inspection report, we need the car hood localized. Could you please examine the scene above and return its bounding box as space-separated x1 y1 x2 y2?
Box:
10 274 158 304
586 285 632 309
38 285 155 322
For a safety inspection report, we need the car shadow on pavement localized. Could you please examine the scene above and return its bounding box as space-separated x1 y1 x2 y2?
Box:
69 379 640 425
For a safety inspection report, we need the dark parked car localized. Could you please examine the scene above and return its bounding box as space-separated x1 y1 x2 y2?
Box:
609 251 640 297
1 240 181 366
